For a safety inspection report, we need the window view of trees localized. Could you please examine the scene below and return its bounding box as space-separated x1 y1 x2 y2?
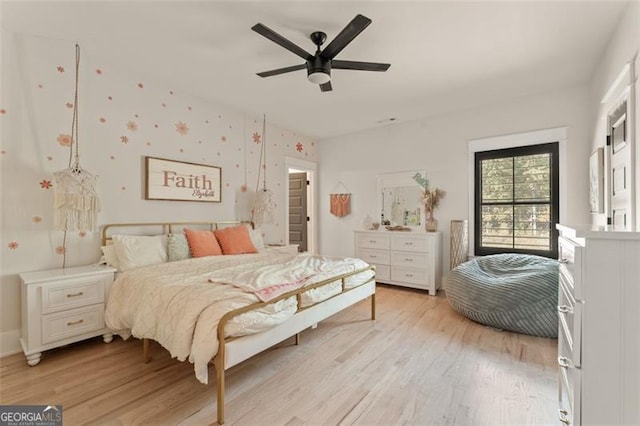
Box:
475 143 559 258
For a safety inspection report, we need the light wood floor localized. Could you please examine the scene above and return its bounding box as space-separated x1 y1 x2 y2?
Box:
0 285 558 425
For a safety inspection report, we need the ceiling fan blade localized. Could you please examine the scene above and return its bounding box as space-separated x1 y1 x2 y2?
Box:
331 60 390 72
320 14 372 60
252 23 313 61
320 81 333 92
257 64 306 78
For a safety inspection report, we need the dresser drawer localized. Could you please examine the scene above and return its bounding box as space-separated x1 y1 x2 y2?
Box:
391 236 429 253
357 234 390 250
558 365 575 426
558 273 582 367
558 327 581 415
390 251 429 268
374 265 390 281
391 267 429 286
41 304 105 344
558 236 583 299
357 248 390 265
41 275 105 314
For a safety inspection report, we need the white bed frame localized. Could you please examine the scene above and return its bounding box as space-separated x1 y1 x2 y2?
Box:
102 221 376 425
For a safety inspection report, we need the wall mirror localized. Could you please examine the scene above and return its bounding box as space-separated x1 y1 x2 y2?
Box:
377 171 425 228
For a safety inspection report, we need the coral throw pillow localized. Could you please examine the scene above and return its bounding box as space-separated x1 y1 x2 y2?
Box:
184 228 222 257
214 225 258 255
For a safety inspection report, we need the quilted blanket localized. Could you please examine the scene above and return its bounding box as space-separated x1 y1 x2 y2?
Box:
105 252 372 384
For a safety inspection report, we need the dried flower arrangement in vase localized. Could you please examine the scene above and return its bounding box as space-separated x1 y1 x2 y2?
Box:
413 172 445 232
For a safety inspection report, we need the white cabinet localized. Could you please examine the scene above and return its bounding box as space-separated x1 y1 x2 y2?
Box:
354 231 442 295
556 224 640 425
20 265 116 366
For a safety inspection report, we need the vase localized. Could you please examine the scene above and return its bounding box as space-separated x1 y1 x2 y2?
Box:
425 211 438 232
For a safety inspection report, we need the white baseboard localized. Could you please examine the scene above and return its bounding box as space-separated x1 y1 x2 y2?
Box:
0 329 22 357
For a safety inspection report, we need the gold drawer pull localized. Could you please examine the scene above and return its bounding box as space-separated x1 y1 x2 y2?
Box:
558 356 571 369
405 273 414 278
369 240 377 243
557 305 573 314
370 255 377 258
558 409 570 424
66 291 84 298
405 258 414 262
67 319 84 326
404 242 413 246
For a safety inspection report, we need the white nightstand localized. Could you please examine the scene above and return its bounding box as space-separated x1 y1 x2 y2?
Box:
20 264 117 366
266 244 300 254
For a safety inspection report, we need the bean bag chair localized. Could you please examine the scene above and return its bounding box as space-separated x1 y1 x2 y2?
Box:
445 253 558 338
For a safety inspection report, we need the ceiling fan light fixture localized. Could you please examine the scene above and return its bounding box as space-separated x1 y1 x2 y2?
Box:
307 71 330 85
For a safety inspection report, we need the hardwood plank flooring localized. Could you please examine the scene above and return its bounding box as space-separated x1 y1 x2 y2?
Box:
0 285 558 425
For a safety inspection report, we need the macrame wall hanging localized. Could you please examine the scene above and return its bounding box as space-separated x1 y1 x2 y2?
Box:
53 44 100 267
251 114 275 227
329 182 351 218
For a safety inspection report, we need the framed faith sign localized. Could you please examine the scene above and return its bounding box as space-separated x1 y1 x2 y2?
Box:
145 156 221 202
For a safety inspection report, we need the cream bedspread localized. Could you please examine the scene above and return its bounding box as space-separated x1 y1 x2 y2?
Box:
105 252 373 384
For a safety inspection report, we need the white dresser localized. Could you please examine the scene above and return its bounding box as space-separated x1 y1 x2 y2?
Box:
20 264 116 366
556 224 640 425
354 230 442 295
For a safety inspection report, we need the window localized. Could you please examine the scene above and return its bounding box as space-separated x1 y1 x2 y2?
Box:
474 142 559 258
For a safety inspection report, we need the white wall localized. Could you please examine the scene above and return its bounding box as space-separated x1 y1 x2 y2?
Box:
318 85 590 272
0 34 317 354
588 0 639 227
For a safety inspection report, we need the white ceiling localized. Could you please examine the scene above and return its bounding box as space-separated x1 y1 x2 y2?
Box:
1 1 628 140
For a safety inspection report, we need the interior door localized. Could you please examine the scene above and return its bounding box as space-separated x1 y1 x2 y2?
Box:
289 172 307 252
608 100 632 228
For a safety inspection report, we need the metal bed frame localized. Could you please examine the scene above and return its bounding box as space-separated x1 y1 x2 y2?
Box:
101 221 376 424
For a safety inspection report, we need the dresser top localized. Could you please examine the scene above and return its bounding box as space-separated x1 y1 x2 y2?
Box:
557 224 640 240
20 264 116 283
354 229 441 235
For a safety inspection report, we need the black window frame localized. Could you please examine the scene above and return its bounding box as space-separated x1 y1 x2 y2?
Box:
474 142 559 259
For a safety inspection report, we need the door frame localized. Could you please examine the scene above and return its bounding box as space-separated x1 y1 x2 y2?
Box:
285 157 317 253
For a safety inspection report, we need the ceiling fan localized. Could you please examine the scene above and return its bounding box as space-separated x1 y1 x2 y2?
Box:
252 14 390 92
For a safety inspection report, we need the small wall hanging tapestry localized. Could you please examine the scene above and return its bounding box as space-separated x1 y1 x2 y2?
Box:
330 193 351 217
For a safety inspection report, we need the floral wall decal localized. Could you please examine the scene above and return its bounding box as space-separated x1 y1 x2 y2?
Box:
0 38 318 309
296 142 304 152
175 121 189 135
7 241 18 250
57 134 72 146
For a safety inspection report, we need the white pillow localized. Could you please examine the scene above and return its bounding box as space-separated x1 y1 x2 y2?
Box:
112 234 168 271
101 245 120 269
249 229 265 251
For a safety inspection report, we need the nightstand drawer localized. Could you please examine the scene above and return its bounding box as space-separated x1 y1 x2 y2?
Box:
41 304 105 344
41 276 105 314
